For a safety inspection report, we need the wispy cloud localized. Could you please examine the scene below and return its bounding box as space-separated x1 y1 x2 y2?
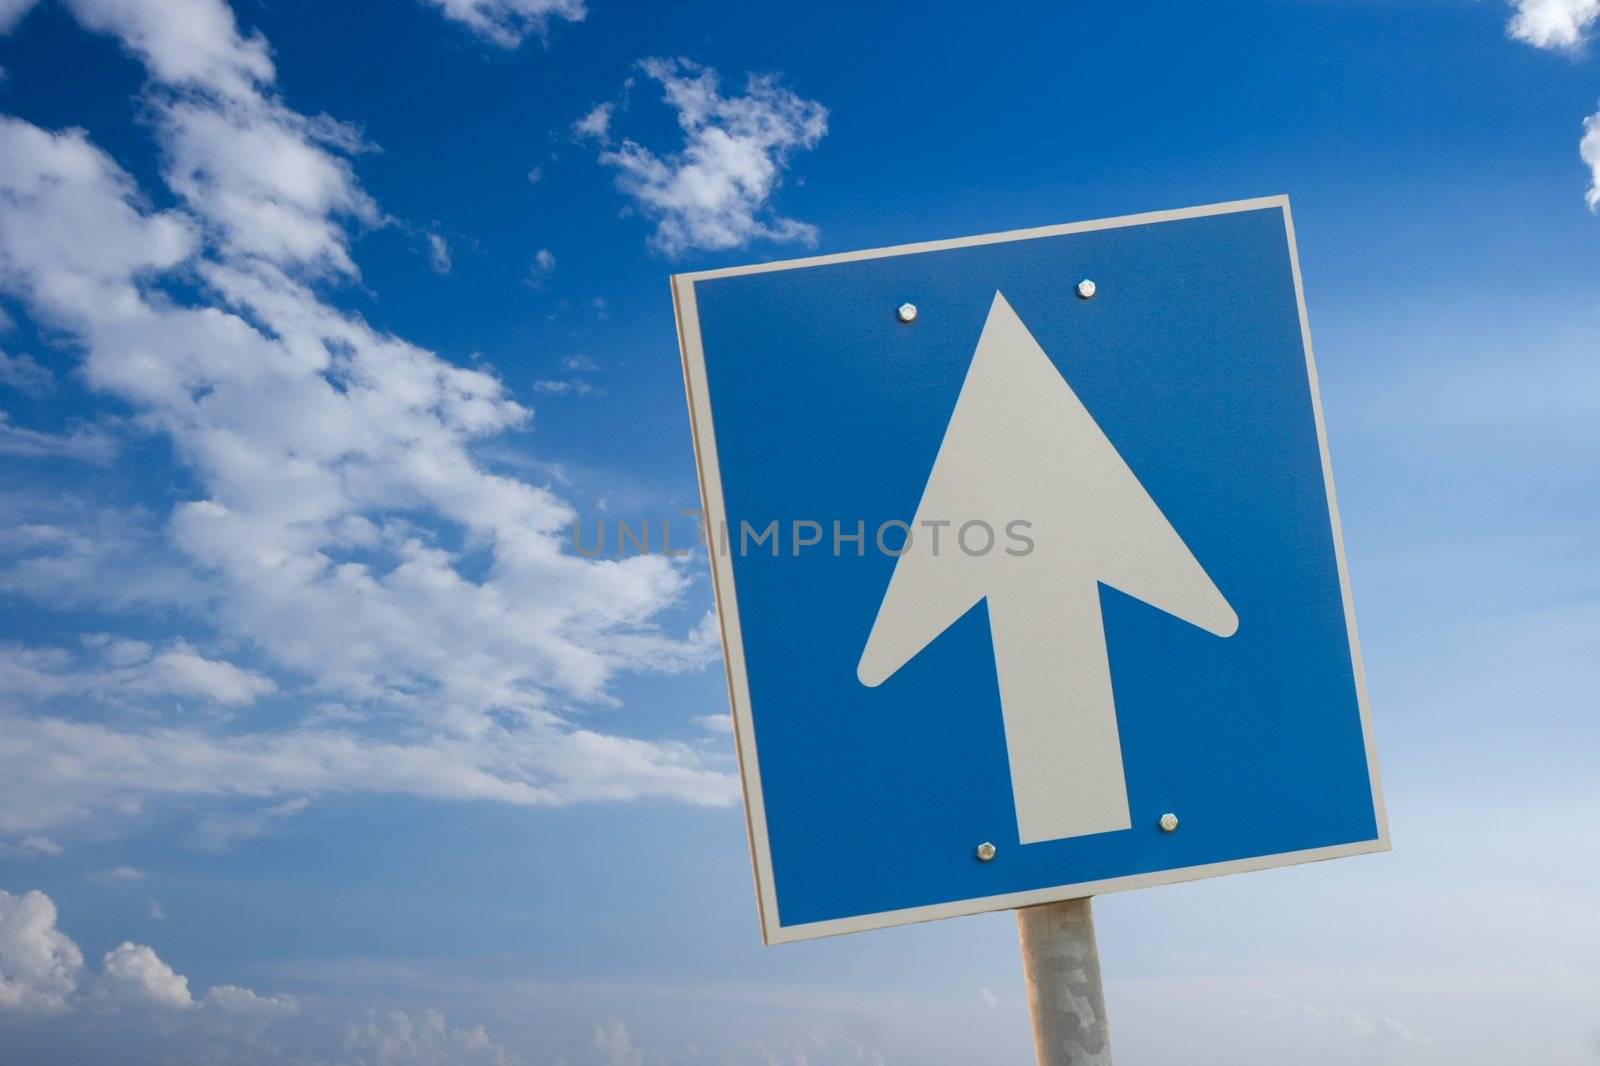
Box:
422 0 584 48
0 834 62 857
1240 992 1422 1044
0 413 115 464
426 231 453 274
577 57 828 256
526 246 557 287
0 349 54 395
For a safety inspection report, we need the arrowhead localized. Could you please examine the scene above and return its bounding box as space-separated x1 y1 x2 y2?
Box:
858 291 1237 689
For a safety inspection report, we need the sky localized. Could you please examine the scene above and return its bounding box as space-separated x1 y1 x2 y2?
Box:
0 0 1598 1063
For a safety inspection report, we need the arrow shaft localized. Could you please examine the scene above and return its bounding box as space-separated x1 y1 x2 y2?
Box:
988 588 1132 844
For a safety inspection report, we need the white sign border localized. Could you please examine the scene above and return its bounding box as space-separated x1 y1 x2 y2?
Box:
671 195 1390 945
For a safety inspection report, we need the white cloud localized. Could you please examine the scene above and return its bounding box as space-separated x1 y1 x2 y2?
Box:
594 1020 643 1066
0 0 39 33
694 713 732 735
0 889 284 1018
532 378 594 396
0 349 54 395
0 888 83 1014
139 644 277 705
0 712 733 836
60 0 273 98
573 101 613 139
193 796 311 851
526 246 556 288
0 639 276 709
2 891 586 1066
202 983 296 1016
1238 992 1421 1044
579 57 828 255
344 1007 519 1065
607 1023 890 1066
1509 1 1600 209
0 834 63 856
422 0 584 48
532 354 600 397
100 942 195 1009
1507 0 1600 51
427 231 453 274
102 865 146 882
1581 109 1600 208
155 95 381 275
0 412 116 463
0 0 730 836
0 500 205 614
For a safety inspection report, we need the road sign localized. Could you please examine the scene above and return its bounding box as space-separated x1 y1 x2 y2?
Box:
673 196 1387 944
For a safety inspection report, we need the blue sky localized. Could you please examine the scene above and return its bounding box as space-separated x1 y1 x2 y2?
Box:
0 0 1597 1063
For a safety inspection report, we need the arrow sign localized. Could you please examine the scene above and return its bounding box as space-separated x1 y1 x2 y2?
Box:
858 292 1239 844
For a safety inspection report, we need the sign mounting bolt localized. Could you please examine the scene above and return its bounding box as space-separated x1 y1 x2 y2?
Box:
896 302 918 323
975 841 997 862
1076 279 1097 300
1159 812 1179 833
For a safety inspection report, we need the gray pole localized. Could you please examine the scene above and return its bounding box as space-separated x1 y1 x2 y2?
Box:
1016 897 1113 1066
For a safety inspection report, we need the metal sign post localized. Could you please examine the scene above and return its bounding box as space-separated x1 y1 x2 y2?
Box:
1018 897 1112 1066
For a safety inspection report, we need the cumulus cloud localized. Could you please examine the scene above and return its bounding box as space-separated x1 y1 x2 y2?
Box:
202 983 297 1016
344 1008 519 1065
3 889 299 1037
1507 0 1600 51
99 942 195 1009
593 1020 643 1066
422 0 584 48
0 0 730 837
1581 110 1600 208
595 1021 889 1066
1507 2 1600 207
0 888 83 1014
579 57 828 255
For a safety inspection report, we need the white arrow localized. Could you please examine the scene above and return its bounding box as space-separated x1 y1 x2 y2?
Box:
858 291 1239 844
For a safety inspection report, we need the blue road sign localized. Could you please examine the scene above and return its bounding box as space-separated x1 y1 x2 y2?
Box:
672 197 1387 944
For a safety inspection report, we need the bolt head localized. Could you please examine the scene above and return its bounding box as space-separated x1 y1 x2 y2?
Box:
975 841 997 862
1159 812 1179 833
1076 279 1097 300
896 302 918 323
